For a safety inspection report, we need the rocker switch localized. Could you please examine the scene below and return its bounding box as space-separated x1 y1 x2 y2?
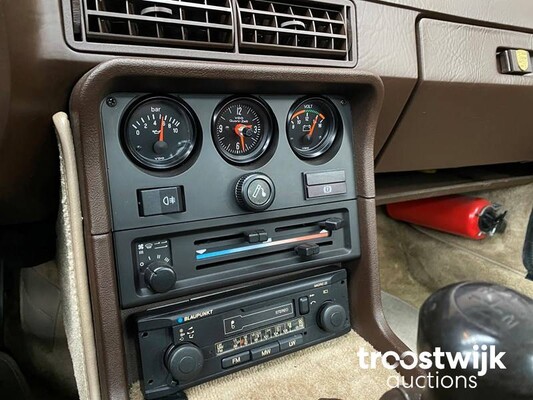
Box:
299 297 310 315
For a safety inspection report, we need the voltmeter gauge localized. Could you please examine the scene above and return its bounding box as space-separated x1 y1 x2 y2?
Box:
212 96 274 164
287 97 340 159
122 96 198 170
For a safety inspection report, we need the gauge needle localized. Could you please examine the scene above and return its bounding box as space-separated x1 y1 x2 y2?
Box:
159 117 165 142
234 123 252 150
307 116 319 139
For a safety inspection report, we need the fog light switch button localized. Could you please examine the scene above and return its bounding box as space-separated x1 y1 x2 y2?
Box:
138 186 185 216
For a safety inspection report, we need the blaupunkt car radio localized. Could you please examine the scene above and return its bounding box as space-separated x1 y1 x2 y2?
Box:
136 268 350 399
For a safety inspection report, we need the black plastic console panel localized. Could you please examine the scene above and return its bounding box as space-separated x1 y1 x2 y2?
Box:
115 200 359 307
102 94 359 308
101 94 357 231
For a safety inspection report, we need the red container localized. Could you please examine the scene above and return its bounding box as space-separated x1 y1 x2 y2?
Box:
386 195 506 240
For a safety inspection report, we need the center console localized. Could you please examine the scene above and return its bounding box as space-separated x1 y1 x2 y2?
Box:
98 92 359 396
70 59 393 400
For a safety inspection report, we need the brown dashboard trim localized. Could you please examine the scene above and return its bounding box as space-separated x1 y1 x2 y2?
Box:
70 59 416 399
367 0 533 33
376 18 533 172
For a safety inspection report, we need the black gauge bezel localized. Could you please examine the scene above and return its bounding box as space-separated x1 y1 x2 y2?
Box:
211 96 275 165
286 96 340 159
122 95 199 170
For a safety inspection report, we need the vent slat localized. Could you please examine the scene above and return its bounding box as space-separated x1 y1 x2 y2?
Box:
241 9 344 25
87 31 233 49
139 0 232 14
87 10 233 30
83 0 233 50
241 23 345 39
237 0 350 60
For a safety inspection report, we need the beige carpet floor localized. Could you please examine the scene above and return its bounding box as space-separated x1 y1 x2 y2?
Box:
377 209 433 309
378 183 533 310
381 292 418 351
130 330 398 400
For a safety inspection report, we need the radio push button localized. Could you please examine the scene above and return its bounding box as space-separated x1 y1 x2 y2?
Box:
221 351 251 369
250 343 280 361
278 334 304 351
298 296 310 315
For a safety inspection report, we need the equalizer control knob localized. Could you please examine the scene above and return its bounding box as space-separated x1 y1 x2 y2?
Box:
144 261 176 293
235 173 275 212
165 344 204 383
318 302 347 333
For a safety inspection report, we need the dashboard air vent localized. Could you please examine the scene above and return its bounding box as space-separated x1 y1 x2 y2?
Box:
83 0 234 50
237 0 351 60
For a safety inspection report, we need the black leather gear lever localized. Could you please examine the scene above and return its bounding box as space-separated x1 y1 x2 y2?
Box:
418 282 533 400
381 282 533 400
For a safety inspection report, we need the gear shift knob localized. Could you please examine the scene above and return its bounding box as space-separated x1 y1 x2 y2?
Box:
418 282 533 400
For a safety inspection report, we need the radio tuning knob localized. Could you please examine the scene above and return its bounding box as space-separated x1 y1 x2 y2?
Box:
235 173 275 212
144 261 176 293
165 344 204 383
318 302 347 333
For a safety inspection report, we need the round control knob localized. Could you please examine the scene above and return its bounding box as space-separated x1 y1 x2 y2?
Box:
144 261 176 293
235 173 275 212
165 344 204 383
318 302 347 333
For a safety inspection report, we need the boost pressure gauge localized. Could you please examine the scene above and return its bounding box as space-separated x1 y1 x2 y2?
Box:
212 96 274 164
287 97 340 159
123 96 198 170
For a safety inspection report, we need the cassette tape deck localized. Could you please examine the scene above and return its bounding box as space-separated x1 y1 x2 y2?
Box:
136 268 351 399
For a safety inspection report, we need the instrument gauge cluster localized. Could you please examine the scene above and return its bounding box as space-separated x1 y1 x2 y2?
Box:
103 93 356 231
122 96 198 170
120 95 342 171
212 96 274 164
287 97 340 159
